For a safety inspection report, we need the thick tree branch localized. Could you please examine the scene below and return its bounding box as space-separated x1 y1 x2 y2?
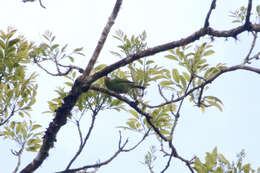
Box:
19 1 123 173
85 23 260 89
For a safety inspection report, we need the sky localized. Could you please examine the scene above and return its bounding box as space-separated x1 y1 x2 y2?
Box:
0 0 260 173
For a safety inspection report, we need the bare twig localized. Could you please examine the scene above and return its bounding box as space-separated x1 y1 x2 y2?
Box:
38 0 45 8
170 74 194 137
56 133 128 173
161 150 174 173
22 0 46 9
65 111 98 170
244 32 258 63
0 105 16 126
197 85 205 107
12 143 25 173
122 129 151 152
57 63 84 73
34 60 72 76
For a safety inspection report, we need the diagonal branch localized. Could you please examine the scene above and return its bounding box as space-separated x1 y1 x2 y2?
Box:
89 86 168 142
82 0 123 79
85 23 260 89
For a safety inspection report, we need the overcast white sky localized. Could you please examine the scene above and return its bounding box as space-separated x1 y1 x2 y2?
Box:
1 0 260 173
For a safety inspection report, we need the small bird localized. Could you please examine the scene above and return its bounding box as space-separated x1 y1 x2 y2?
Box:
104 76 145 93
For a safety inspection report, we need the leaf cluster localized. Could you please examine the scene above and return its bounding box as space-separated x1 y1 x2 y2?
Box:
194 147 260 173
1 120 43 152
0 28 38 124
164 43 224 111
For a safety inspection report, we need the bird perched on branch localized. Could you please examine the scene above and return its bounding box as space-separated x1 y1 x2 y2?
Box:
104 76 145 93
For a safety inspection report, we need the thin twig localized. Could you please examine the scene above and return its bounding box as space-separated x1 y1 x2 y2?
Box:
12 143 25 173
56 134 128 173
0 105 16 126
244 32 258 63
65 111 98 170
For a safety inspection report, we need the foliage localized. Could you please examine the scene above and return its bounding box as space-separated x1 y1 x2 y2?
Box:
194 147 260 173
0 28 42 172
0 28 38 125
229 5 260 23
164 43 224 111
1 120 43 152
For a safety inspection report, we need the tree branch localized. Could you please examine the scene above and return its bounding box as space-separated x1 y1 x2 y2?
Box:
245 0 252 28
204 0 217 28
82 0 123 79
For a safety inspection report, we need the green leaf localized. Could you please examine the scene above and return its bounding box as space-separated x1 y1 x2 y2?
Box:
182 72 190 81
203 50 214 56
205 148 217 170
160 80 173 86
218 154 230 166
16 123 22 134
21 126 27 139
242 163 251 173
215 167 223 173
207 101 223 111
179 75 187 89
51 44 59 50
172 69 180 83
10 121 15 129
8 38 20 47
257 5 260 16
165 55 178 61
194 158 208 173
74 47 83 52
126 119 138 129
129 110 139 119
31 124 41 131
65 82 73 87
